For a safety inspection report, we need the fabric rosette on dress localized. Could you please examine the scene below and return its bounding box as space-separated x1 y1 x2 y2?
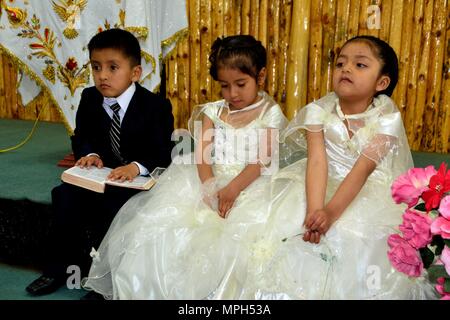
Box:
82 91 288 299
239 93 437 299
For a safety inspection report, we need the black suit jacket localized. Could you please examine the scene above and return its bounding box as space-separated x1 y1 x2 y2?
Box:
71 83 175 172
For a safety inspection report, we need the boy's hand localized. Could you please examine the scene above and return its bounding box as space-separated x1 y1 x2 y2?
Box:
76 155 103 168
217 183 240 218
108 163 140 182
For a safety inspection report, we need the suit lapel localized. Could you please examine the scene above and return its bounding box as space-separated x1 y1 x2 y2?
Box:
91 88 111 128
121 84 141 132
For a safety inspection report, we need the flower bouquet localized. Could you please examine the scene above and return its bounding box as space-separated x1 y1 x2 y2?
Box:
387 162 450 299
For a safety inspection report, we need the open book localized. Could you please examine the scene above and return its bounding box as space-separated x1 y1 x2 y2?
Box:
61 166 165 193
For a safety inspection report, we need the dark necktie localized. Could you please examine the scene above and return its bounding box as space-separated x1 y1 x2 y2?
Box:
109 102 122 162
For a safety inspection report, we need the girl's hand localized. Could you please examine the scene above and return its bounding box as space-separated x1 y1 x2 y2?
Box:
200 177 219 211
107 163 139 182
311 208 337 234
304 208 337 236
302 230 322 244
217 184 240 218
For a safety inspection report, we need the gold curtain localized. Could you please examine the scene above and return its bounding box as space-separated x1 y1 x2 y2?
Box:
167 0 449 153
1 0 449 153
0 54 63 122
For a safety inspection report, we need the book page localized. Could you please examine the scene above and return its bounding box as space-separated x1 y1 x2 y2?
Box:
104 167 166 190
105 175 154 189
64 166 112 183
62 166 166 191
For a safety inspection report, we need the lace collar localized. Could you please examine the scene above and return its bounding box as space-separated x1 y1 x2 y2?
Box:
334 97 384 121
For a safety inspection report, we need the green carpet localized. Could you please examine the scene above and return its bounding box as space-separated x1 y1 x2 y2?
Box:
0 262 86 300
0 119 81 300
411 150 449 169
0 118 71 204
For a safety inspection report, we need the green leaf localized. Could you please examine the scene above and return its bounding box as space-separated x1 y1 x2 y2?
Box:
428 265 449 283
414 203 426 212
419 247 435 269
444 240 450 247
431 236 445 256
445 278 450 294
429 210 440 219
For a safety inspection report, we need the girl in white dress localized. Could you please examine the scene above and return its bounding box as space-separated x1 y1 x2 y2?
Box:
82 35 287 299
241 35 437 299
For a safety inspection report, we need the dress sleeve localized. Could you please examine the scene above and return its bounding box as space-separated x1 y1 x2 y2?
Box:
358 112 412 167
277 99 330 167
281 92 339 143
187 101 222 137
279 102 328 149
353 96 413 175
202 103 220 121
261 104 288 130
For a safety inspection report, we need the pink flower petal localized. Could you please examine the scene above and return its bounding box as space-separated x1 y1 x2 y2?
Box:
387 234 423 277
399 209 432 249
439 196 450 220
441 246 450 276
430 217 450 239
391 166 436 207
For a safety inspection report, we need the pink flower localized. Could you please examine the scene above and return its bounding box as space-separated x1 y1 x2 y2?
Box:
436 277 450 299
430 217 450 239
399 209 433 249
389 164 450 298
439 196 450 220
422 163 450 211
436 277 446 294
387 234 423 277
441 246 450 276
391 166 437 208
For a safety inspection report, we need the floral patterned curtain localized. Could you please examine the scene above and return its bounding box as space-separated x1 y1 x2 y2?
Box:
0 0 188 133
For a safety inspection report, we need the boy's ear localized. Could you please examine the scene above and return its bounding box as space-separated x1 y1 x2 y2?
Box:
257 67 267 86
131 65 143 82
376 75 390 92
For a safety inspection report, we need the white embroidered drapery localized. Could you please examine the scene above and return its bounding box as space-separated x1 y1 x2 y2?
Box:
0 0 188 132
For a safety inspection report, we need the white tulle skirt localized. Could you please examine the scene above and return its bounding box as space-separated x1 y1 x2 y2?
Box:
83 155 437 300
82 154 276 299
237 159 438 300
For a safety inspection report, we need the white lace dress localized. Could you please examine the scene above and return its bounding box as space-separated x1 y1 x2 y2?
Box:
82 92 287 299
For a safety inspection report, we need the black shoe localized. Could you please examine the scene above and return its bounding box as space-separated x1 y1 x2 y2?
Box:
80 291 105 300
26 275 65 296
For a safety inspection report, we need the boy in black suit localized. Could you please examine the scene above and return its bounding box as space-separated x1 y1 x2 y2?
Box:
26 28 174 296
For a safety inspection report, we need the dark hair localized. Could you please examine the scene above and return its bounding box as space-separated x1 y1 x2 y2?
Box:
209 35 266 81
342 35 399 97
88 28 141 67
